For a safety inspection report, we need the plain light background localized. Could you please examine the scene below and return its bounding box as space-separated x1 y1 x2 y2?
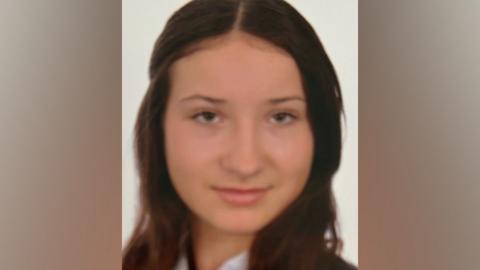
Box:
122 0 358 265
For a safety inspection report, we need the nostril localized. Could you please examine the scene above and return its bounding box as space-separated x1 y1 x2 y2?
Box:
236 165 262 179
220 150 263 180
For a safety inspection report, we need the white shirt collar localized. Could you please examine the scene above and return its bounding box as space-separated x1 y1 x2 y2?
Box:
173 251 249 270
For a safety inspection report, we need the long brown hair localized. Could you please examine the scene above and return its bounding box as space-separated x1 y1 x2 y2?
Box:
123 0 345 269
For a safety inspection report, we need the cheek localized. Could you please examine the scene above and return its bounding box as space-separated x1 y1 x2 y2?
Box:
165 118 216 166
164 115 223 194
163 117 215 213
267 125 314 196
267 125 314 170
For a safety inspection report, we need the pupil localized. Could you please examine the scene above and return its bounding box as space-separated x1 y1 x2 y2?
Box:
204 112 215 120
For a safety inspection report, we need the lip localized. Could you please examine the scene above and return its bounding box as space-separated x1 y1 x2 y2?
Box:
212 186 271 207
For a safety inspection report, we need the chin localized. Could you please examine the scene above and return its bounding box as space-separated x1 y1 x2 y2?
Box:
219 224 262 235
213 215 270 235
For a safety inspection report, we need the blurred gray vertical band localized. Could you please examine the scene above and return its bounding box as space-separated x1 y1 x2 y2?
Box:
361 0 480 269
0 0 120 269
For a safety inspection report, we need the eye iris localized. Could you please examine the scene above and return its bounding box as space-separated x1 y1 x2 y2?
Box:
275 113 289 122
201 112 216 122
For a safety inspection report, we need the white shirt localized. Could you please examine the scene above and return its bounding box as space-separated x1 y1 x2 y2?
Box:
173 251 249 270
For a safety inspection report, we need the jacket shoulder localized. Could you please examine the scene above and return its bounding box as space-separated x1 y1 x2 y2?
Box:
317 255 357 270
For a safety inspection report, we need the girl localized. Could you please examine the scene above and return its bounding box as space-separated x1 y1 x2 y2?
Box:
123 1 356 269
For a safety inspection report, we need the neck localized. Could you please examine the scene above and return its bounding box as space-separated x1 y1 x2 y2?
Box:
191 218 253 270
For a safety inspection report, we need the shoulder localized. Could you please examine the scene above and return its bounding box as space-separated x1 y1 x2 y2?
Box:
332 256 357 270
317 255 357 270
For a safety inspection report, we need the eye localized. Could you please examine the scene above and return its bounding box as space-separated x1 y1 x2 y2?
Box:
270 112 297 125
192 111 220 124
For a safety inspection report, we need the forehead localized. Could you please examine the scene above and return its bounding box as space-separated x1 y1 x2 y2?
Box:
169 32 304 101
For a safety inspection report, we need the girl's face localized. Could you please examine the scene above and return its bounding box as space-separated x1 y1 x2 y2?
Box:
164 32 313 235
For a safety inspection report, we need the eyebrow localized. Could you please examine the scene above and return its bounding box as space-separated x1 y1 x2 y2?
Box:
268 96 306 104
179 94 227 104
179 94 305 104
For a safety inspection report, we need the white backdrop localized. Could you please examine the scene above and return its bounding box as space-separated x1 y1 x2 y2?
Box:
122 0 357 265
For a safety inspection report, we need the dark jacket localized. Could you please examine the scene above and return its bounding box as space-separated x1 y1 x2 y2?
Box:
322 255 357 270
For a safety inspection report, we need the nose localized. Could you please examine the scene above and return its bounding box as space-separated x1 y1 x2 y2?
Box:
220 122 264 180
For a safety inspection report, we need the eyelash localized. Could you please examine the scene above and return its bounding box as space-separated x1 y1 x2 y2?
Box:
192 111 220 124
269 112 297 125
191 111 298 125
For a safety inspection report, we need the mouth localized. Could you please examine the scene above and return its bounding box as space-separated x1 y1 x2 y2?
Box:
211 186 271 207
